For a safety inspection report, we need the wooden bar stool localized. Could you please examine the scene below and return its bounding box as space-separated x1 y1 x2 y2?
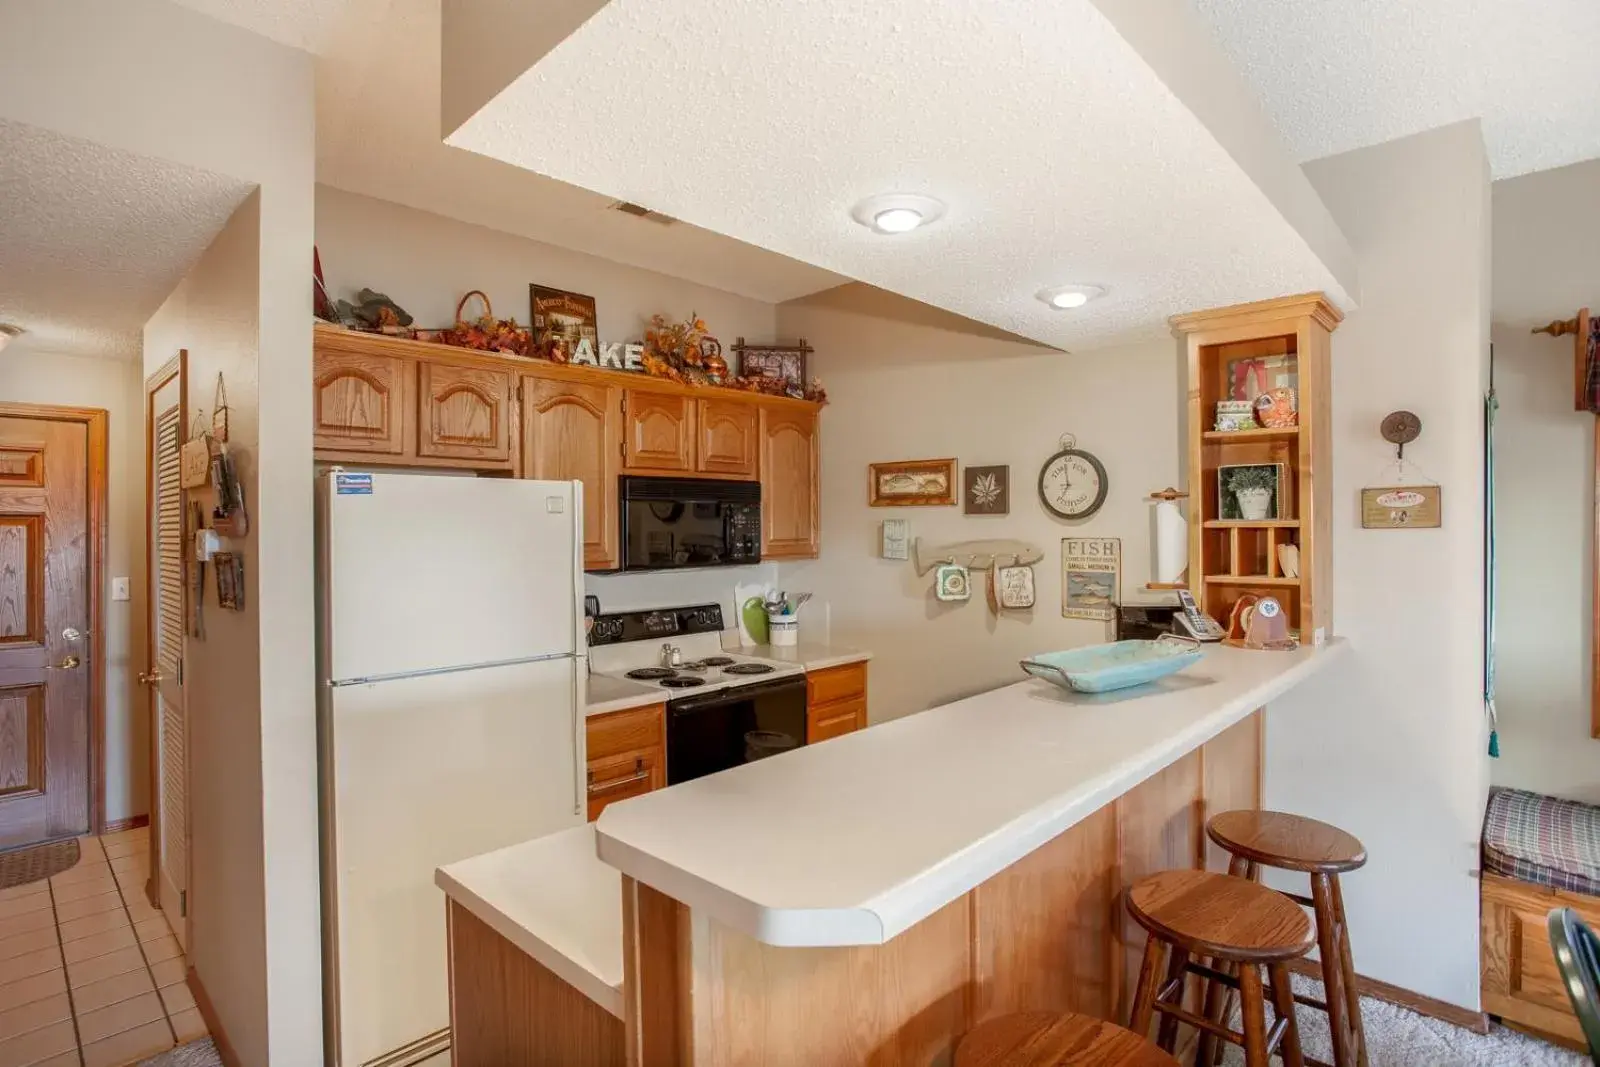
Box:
956 1012 1180 1066
1205 810 1369 1067
1126 869 1313 1067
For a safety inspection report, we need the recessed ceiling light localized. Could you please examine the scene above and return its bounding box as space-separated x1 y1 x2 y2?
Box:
0 325 23 352
1036 284 1106 310
851 193 946 235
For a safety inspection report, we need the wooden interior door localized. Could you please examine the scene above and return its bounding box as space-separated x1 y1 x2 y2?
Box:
144 357 188 943
0 412 93 849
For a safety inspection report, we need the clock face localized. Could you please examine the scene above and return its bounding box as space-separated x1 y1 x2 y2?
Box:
1039 449 1108 519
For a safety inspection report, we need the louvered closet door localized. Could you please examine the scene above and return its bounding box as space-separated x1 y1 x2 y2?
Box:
149 385 188 947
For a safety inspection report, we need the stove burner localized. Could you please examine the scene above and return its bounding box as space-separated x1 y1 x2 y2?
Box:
625 667 675 680
659 676 707 689
723 663 775 675
697 656 736 667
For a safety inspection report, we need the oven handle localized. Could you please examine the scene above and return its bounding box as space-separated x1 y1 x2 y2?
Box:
667 675 807 715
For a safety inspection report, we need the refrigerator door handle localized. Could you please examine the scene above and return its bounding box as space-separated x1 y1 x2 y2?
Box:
571 654 584 816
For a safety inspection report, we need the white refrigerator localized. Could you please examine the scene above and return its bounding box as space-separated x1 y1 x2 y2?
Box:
317 471 587 1067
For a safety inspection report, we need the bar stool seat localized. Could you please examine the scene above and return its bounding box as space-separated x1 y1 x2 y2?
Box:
1127 870 1313 1067
1208 810 1366 874
1206 810 1370 1067
955 1011 1180 1066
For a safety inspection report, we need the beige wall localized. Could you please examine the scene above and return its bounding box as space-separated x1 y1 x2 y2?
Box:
776 289 1183 719
1269 121 1492 1010
1487 158 1600 803
145 196 272 1061
0 0 323 1059
316 184 783 616
0 348 146 824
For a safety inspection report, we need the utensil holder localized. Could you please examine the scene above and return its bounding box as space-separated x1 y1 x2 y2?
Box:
767 611 799 647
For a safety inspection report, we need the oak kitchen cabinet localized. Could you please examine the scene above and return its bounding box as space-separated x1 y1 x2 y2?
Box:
312 345 410 457
806 662 867 743
585 702 666 822
696 397 759 479
520 374 621 570
760 406 820 559
622 390 695 474
311 325 822 564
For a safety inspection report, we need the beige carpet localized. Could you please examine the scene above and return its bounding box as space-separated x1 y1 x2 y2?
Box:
1217 974 1589 1067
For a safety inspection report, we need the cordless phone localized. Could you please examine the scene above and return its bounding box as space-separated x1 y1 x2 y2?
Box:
1175 589 1226 642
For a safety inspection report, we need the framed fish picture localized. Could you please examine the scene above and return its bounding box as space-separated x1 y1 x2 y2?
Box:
869 459 957 507
1061 537 1120 621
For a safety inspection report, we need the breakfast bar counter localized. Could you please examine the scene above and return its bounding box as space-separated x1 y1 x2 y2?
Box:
440 639 1347 1066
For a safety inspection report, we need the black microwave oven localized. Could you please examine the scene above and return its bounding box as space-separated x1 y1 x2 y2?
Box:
619 476 761 571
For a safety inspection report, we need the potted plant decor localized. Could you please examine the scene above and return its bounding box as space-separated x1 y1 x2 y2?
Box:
1225 465 1277 521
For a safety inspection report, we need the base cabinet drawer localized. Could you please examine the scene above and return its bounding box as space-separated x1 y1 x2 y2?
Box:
587 703 665 762
807 663 866 708
808 696 865 744
586 749 662 821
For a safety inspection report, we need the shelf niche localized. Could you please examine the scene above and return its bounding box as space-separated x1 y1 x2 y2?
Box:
1171 293 1341 640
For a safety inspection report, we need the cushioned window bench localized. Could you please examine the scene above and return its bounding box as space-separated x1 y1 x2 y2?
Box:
1481 787 1600 1046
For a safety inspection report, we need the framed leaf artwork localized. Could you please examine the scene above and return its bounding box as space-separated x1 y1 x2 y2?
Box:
964 465 1009 515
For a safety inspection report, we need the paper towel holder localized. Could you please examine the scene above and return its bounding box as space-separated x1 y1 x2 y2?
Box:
1146 487 1190 591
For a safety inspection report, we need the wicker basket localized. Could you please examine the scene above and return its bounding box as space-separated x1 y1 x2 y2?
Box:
431 290 531 356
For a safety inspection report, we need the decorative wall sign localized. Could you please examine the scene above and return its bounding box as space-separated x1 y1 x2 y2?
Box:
1039 435 1108 520
964 465 1009 515
881 518 909 560
1360 485 1442 529
214 552 244 611
1061 537 1120 621
934 563 971 602
530 285 598 362
995 562 1036 610
869 458 957 507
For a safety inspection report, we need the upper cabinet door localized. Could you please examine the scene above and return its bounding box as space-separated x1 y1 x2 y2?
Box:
313 349 408 455
760 406 820 559
521 375 620 571
418 362 514 466
696 398 759 479
622 390 695 473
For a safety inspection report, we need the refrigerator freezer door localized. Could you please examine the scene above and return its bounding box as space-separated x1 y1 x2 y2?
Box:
324 657 583 1066
323 472 584 681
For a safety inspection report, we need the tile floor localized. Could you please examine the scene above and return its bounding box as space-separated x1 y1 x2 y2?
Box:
0 828 206 1067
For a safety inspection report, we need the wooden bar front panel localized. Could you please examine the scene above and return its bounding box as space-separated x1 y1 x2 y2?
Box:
620 710 1266 1065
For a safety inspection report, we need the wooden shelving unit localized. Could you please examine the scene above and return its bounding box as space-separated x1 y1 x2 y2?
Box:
1171 293 1342 639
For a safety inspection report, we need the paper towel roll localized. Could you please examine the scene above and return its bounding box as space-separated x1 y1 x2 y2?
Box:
1154 499 1188 583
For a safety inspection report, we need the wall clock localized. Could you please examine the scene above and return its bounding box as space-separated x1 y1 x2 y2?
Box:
1038 435 1108 520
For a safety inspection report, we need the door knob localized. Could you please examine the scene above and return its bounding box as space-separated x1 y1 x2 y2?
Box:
47 655 81 670
138 669 164 685
62 627 83 642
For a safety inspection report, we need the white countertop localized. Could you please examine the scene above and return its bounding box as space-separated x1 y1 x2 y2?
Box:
435 825 624 1018
596 640 1346 948
584 673 666 717
727 641 872 672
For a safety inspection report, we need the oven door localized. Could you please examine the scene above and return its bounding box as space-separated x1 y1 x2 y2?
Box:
620 476 761 571
666 676 808 785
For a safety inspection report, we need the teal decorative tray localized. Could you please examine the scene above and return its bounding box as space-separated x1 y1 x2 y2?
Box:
1020 635 1204 694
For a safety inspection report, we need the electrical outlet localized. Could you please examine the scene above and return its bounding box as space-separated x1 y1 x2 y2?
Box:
112 577 131 601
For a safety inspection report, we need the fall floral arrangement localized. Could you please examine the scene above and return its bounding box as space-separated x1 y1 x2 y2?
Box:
642 313 726 384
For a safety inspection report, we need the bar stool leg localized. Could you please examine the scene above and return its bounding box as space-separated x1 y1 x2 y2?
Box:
1128 935 1167 1039
1198 856 1255 1067
1268 962 1306 1067
1238 963 1270 1067
1331 876 1369 1067
1311 873 1354 1067
1155 947 1190 1052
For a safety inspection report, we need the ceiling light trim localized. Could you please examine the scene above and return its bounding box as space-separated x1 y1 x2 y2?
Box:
1036 284 1106 310
850 193 947 235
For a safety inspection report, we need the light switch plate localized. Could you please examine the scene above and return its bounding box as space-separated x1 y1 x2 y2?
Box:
112 577 131 601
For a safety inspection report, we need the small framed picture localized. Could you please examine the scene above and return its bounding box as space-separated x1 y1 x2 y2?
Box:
964 465 1009 515
1217 463 1288 521
214 552 244 611
530 284 598 362
869 458 957 507
732 338 811 389
1226 353 1298 402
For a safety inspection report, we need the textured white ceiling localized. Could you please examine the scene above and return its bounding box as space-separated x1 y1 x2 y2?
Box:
1190 0 1600 179
312 0 842 305
0 119 254 360
446 0 1353 350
